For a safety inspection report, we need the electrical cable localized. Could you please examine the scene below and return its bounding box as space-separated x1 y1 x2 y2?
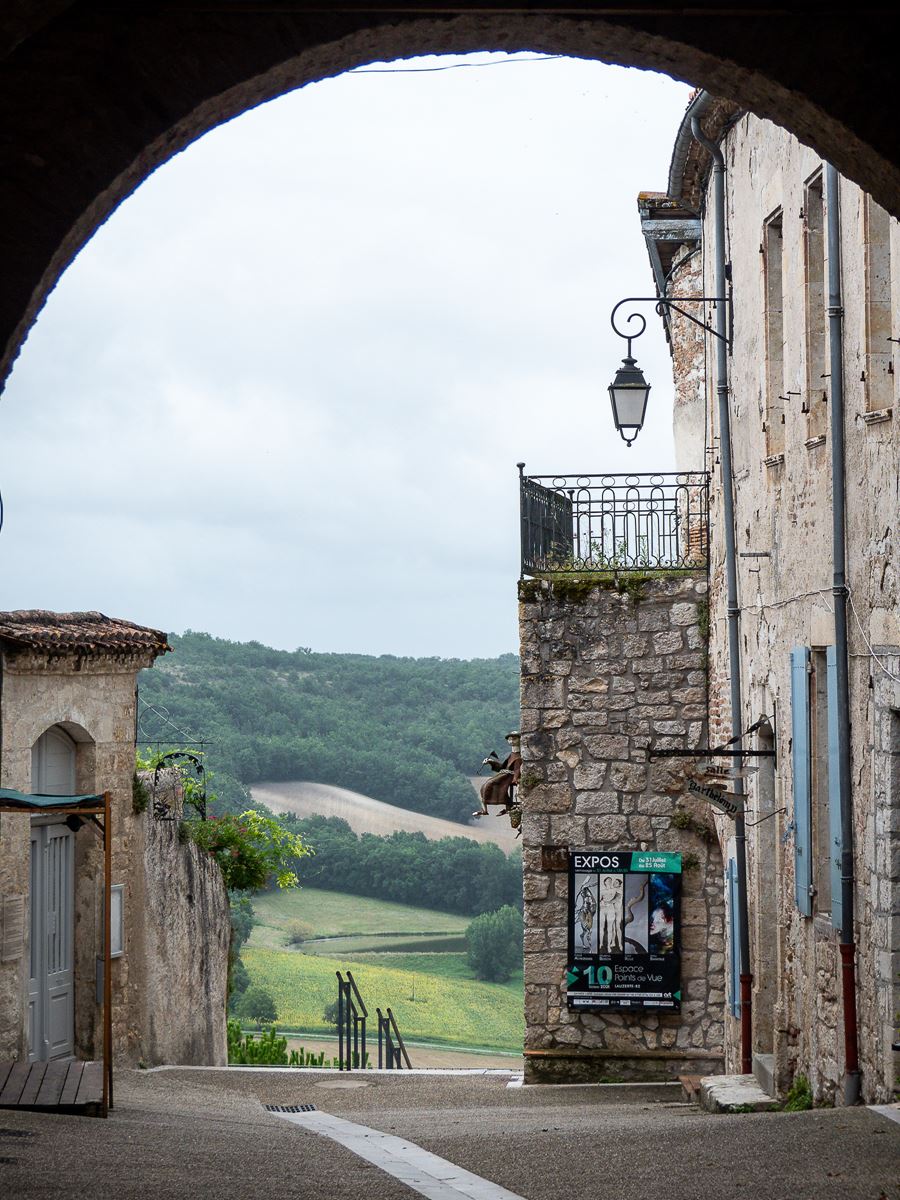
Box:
350 55 567 74
847 586 900 683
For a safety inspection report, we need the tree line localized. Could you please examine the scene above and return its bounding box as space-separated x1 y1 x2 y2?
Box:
138 631 520 825
278 813 522 917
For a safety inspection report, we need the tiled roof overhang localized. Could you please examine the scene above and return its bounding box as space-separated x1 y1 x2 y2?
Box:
0 611 171 659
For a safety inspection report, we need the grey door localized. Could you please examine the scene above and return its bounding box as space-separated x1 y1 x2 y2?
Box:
28 822 76 1061
28 726 77 1063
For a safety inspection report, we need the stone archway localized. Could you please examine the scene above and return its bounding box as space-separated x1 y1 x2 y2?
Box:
0 7 898 389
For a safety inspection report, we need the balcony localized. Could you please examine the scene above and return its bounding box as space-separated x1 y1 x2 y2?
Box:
519 468 710 577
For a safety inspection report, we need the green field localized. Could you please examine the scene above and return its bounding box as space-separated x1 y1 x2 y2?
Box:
242 946 524 1051
241 887 523 1052
249 887 470 945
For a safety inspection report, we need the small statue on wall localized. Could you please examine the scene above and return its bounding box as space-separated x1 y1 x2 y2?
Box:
473 731 522 834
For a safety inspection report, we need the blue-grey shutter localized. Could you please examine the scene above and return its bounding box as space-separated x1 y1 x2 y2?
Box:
727 858 740 1018
791 646 813 915
826 646 844 931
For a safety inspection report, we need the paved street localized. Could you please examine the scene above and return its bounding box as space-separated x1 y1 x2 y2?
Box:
1 1069 898 1200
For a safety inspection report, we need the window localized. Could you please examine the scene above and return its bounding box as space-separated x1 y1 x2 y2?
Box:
764 211 785 455
864 197 894 413
803 173 828 440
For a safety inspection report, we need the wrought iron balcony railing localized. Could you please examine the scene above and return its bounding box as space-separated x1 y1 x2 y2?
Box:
519 467 710 576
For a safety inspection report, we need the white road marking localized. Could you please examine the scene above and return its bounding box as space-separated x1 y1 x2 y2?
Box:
870 1103 900 1127
272 1107 528 1200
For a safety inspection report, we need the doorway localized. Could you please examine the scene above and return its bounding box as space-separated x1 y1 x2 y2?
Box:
27 726 77 1062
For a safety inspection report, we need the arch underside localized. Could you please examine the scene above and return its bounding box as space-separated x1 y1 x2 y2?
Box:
1 7 897 388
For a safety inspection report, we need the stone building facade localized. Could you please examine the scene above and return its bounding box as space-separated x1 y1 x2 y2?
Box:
0 612 229 1067
519 575 725 1083
641 96 900 1102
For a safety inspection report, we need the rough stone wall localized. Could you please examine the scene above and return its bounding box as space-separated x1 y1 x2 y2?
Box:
519 575 725 1084
126 776 229 1067
679 113 900 1102
0 652 228 1066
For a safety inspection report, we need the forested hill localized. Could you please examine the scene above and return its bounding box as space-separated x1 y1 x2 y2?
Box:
138 632 520 824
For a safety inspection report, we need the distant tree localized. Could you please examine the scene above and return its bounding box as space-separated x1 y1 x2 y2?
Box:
228 956 250 1008
229 893 256 948
238 986 278 1027
465 905 524 982
322 999 340 1029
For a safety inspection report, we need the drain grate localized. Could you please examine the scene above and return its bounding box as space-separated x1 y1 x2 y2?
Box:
265 1104 317 1113
0 1130 35 1139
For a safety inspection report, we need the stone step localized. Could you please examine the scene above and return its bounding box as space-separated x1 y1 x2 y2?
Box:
700 1073 774 1113
753 1052 776 1097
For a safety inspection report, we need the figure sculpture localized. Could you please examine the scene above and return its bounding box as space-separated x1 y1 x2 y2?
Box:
473 731 522 834
597 875 624 953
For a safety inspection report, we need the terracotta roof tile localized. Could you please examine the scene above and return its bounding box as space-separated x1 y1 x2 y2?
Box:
0 610 171 658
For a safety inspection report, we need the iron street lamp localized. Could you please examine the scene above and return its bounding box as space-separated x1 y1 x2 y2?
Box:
608 294 732 447
608 352 651 447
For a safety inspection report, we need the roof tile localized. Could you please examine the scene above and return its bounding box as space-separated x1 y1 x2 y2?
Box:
0 610 171 658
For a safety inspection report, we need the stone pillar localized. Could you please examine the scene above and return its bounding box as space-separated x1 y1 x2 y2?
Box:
519 574 725 1083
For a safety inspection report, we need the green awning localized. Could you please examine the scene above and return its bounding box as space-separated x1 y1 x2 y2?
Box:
0 788 105 810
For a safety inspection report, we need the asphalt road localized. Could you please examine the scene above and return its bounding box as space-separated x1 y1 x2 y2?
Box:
1 1069 898 1200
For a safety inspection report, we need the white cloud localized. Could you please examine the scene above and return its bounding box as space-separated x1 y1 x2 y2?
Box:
0 55 692 656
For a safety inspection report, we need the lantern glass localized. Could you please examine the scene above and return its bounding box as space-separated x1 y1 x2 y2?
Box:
608 356 650 444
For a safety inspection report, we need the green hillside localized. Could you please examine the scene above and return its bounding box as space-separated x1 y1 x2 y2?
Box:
249 885 469 945
242 946 524 1052
239 886 523 1052
138 632 519 824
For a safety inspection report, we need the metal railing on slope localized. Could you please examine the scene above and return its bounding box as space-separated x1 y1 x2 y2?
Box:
377 1007 411 1070
336 970 367 1070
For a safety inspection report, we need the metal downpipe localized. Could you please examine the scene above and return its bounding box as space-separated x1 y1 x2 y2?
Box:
825 162 860 1104
691 111 752 1075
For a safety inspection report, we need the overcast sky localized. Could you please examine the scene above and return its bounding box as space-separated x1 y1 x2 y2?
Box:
0 55 692 659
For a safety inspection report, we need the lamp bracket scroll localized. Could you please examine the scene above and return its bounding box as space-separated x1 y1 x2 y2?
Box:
610 294 732 353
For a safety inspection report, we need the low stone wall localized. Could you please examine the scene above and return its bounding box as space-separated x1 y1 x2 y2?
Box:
122 778 230 1067
518 574 725 1084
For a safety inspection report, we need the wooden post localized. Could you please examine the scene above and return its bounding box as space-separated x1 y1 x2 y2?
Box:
103 791 113 1113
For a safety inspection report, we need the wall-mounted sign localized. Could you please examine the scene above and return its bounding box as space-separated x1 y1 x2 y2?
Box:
567 850 681 1012
686 778 744 818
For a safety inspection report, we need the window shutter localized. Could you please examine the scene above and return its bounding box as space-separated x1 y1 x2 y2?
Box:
727 858 740 1018
826 646 844 931
791 646 813 915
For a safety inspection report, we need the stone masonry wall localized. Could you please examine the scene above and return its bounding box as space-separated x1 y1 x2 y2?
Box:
675 112 900 1102
519 574 725 1084
0 651 228 1066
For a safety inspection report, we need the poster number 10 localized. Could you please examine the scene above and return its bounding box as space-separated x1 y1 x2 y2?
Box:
586 965 612 988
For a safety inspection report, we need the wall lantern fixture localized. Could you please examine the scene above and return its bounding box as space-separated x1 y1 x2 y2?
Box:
608 293 732 447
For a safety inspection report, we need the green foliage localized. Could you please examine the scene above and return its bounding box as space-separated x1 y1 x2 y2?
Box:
237 985 278 1026
186 809 311 891
138 631 520 824
135 746 210 817
285 814 522 917
465 904 524 982
242 945 524 1051
132 773 149 814
227 1019 286 1064
228 955 250 1005
229 893 256 949
782 1074 814 1111
323 999 340 1028
227 1020 353 1068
